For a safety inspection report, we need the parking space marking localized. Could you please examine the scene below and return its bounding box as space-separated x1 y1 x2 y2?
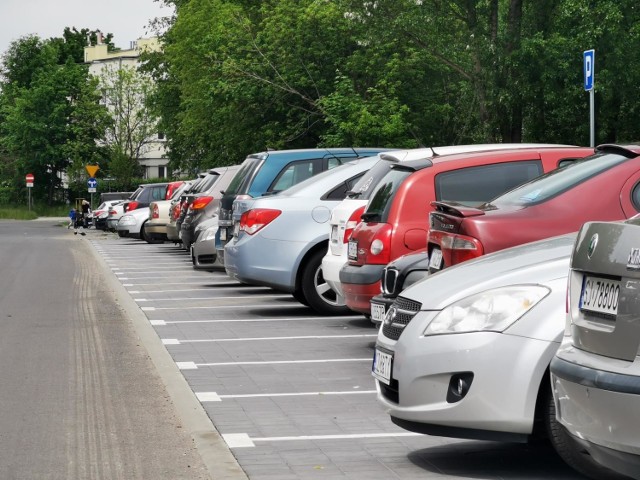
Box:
222 432 421 448
116 275 214 280
147 303 303 311
123 281 238 287
134 294 289 302
163 334 377 344
183 358 371 368
128 287 264 294
110 265 194 270
197 389 376 402
155 315 365 324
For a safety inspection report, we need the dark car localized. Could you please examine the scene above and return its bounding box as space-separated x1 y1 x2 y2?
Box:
179 165 241 251
215 148 390 265
339 146 593 316
427 144 640 275
122 182 170 213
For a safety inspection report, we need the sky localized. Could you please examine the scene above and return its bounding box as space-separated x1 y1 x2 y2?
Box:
0 0 173 55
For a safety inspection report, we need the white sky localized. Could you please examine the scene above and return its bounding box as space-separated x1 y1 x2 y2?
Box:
0 0 173 55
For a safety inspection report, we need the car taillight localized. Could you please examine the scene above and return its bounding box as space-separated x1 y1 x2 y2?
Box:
344 206 365 243
126 201 140 212
152 204 159 219
439 233 483 265
172 204 181 220
365 224 393 265
109 210 117 216
189 196 214 211
239 209 281 235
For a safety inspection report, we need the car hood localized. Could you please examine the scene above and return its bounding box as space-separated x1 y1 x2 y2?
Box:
401 233 577 310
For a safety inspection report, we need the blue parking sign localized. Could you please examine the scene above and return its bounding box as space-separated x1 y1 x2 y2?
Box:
584 49 595 91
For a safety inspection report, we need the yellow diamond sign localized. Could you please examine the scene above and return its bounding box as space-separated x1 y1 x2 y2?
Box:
86 165 100 178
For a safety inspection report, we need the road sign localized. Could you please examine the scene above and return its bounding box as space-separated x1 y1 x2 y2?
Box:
87 178 97 192
584 49 595 91
86 165 100 178
26 173 34 188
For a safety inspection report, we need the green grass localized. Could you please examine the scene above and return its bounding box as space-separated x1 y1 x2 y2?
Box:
0 204 69 220
0 208 39 220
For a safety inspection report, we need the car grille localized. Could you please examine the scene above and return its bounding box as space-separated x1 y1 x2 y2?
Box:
196 254 215 264
382 267 398 295
379 379 399 403
381 296 421 341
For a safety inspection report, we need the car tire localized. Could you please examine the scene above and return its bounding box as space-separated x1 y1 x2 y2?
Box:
117 230 127 238
545 388 626 480
300 249 350 316
292 290 309 306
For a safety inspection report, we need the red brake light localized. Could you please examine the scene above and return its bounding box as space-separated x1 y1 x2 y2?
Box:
437 232 483 266
189 196 214 211
109 210 117 215
172 203 181 220
126 201 140 212
344 206 365 243
166 181 183 200
239 209 281 235
151 204 159 219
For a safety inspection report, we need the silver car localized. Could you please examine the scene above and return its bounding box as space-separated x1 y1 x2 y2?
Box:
224 156 381 315
552 218 640 480
374 233 615 477
191 216 223 271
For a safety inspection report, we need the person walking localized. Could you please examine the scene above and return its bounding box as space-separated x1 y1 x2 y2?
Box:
68 208 76 229
81 200 91 228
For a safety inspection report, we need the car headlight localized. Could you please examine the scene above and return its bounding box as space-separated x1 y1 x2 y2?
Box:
119 215 136 226
200 227 218 242
424 285 550 335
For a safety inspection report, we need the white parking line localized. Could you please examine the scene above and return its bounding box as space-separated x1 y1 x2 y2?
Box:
179 358 371 369
197 389 376 402
145 303 303 311
134 294 289 302
124 281 237 287
117 275 216 280
150 315 365 325
162 334 377 344
222 432 421 448
129 287 265 294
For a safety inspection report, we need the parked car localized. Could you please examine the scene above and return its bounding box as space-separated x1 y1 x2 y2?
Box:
190 217 222 271
216 148 390 265
145 181 190 243
552 218 640 480
92 200 121 230
427 144 640 275
339 146 593 316
225 156 384 314
106 201 126 231
121 182 170 213
180 165 241 251
116 206 153 240
374 233 619 479
322 144 569 304
167 173 207 243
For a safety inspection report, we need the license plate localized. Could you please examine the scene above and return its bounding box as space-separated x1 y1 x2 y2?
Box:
232 222 240 237
371 303 386 323
330 225 341 243
580 275 621 316
220 227 227 241
348 240 358 260
429 248 443 270
372 348 393 385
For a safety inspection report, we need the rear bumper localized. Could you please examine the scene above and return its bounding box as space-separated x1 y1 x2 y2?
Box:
321 252 347 298
340 263 384 314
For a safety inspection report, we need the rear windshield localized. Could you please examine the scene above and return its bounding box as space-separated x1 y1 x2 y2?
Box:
488 151 629 207
192 173 220 194
225 157 264 196
362 169 413 222
348 159 394 201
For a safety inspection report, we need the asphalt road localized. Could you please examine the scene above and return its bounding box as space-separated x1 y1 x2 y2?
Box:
0 219 591 480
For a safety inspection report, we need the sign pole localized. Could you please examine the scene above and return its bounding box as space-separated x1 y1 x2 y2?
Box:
590 89 595 148
28 188 31 211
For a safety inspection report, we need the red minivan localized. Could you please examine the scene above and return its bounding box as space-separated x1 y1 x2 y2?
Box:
427 144 640 273
339 146 594 315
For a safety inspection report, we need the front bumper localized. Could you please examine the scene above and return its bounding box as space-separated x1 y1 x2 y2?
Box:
370 294 395 325
191 238 223 271
340 263 384 314
551 348 640 478
376 314 557 441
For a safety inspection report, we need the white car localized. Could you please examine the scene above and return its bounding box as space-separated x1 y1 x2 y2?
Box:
373 233 611 476
321 143 569 304
116 207 152 240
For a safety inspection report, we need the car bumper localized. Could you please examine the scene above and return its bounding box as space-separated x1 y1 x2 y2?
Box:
369 294 395 325
166 223 180 242
321 252 347 298
224 234 299 291
191 239 223 271
339 263 384 314
376 316 556 441
551 348 640 478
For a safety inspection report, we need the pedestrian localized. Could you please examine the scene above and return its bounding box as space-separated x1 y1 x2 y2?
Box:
68 208 76 229
81 200 91 228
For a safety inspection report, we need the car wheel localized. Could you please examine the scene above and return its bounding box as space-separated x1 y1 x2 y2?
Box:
292 290 309 306
117 231 127 238
300 249 350 316
545 388 626 480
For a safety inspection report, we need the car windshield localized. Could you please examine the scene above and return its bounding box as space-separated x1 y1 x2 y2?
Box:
348 158 395 200
192 173 220 194
225 156 264 196
362 168 413 222
487 151 631 207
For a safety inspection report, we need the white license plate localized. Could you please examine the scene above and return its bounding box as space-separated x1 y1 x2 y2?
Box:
220 227 227 241
580 275 621 316
371 303 386 323
372 348 393 385
429 248 443 270
232 222 240 237
348 240 358 260
330 225 341 243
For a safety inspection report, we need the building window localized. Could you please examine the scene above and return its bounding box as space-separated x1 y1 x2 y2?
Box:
158 131 165 140
158 166 165 178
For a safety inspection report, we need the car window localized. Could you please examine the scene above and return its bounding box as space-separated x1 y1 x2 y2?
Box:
363 169 413 222
130 187 143 200
270 159 321 192
349 159 395 201
323 173 366 200
435 161 542 206
152 186 167 201
490 151 630 207
327 157 342 170
226 157 264 196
